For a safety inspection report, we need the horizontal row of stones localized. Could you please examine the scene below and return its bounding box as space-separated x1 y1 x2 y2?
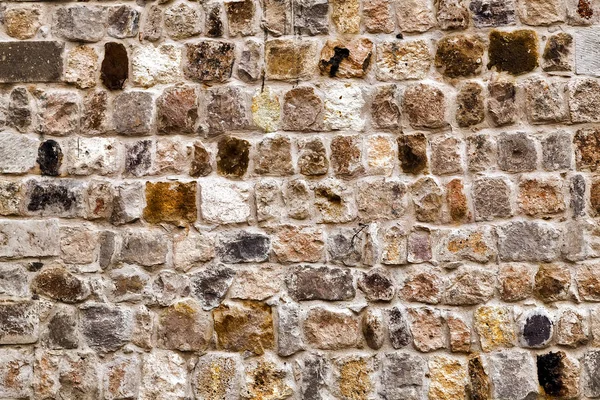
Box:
5 73 600 137
3 347 600 400
3 28 600 87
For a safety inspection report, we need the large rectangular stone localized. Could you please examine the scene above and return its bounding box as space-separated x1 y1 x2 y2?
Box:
0 41 63 83
0 219 60 258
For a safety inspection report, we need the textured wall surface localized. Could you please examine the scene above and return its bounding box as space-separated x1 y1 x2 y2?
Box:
2 0 600 398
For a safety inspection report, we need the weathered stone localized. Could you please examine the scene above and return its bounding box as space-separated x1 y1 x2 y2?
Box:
282 87 323 132
556 308 589 347
468 356 491 400
365 135 395 175
357 179 406 221
192 355 239 400
357 267 395 301
0 219 59 259
82 90 109 134
143 181 197 226
0 349 32 399
124 140 151 177
265 39 319 81
0 301 38 344
65 137 119 176
36 91 80 137
139 351 187 400
218 230 270 263
488 29 539 74
447 315 471 353
43 306 78 349
80 303 131 352
107 5 139 38
411 177 443 222
172 231 215 272
33 351 100 399
518 178 565 217
261 0 291 36
498 264 534 302
0 42 63 83
541 130 572 170
238 39 264 82
101 42 128 90
225 0 257 36
524 78 568 123
201 181 251 224
8 87 31 132
111 182 144 225
277 301 304 356
132 44 182 88
164 3 201 39
294 0 329 35
387 307 412 348
489 351 538 400
407 230 433 263
542 32 573 72
304 307 360 349
190 264 235 310
330 135 363 177
497 132 537 172
444 268 495 305
230 266 281 301
456 81 485 127
518 0 565 25
519 308 554 348
403 83 447 129
323 82 365 130
120 230 168 267
570 79 600 123
371 85 401 129
537 351 580 398
474 306 516 351
205 2 225 37
400 269 443 303
398 134 428 174
299 354 329 400
568 0 600 24
4 6 41 39
190 141 212 178
158 299 211 351
319 38 372 78
437 228 496 263
53 6 106 42
364 0 395 32
213 301 274 355
287 265 354 301
313 179 357 223
435 34 485 77
430 136 462 175
147 270 189 307
251 88 280 133
381 352 426 400
470 0 517 26
254 180 284 223
25 179 85 218
487 74 517 126
255 135 293 176
428 356 468 400
498 221 561 262
60 226 98 264
65 46 98 89
108 266 149 303
583 351 600 397
141 5 163 41
438 0 470 29
327 227 366 266
330 0 360 33
102 354 141 400
206 87 251 134
363 309 385 349
407 307 446 352
297 138 328 176
0 264 28 298
242 357 293 400
472 177 512 221
113 92 153 135
284 179 311 220
0 181 21 216
395 0 436 31
0 134 38 175
376 40 431 81
185 41 235 82
270 225 323 263
154 137 192 175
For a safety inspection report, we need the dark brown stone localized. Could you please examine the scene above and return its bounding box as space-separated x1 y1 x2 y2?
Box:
0 41 63 83
217 136 251 178
32 266 89 303
286 265 355 301
101 42 128 90
398 134 428 174
37 140 63 177
488 30 539 75
468 356 491 400
456 82 485 127
184 41 235 82
190 142 213 178
435 34 485 78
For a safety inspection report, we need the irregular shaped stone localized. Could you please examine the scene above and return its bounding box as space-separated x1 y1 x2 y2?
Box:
537 351 580 398
435 34 485 77
36 91 80 137
164 3 201 39
298 138 328 176
261 0 291 36
107 5 139 38
120 230 168 267
265 39 319 81
286 265 354 301
225 0 257 36
331 0 360 33
299 354 329 400
0 301 38 344
158 299 211 351
444 268 495 305
284 180 311 220
447 315 471 353
213 301 274 355
65 137 119 176
190 264 235 310
556 308 589 347
387 307 412 348
430 136 462 175
111 182 144 225
358 267 395 301
313 179 357 223
331 135 364 177
541 130 572 170
124 140 152 177
428 356 468 400
0 219 59 258
53 6 107 42
139 351 187 400
192 355 239 400
474 306 516 352
108 266 149 303
403 83 447 129
524 77 568 123
294 0 329 35
251 88 280 133
218 230 270 263
456 81 485 127
472 177 512 221
4 6 41 39
60 226 98 264
364 0 395 32
468 356 491 400
323 82 365 130
411 177 443 222
102 354 141 400
519 308 554 348
408 308 446 352
184 41 235 82
270 225 323 263
489 351 538 400
0 134 38 175
65 46 98 89
583 351 600 397
400 269 443 304
25 179 85 218
81 90 109 134
542 32 573 72
101 42 128 90
518 0 565 25
132 44 182 88
147 271 190 307
172 230 215 272
242 358 293 400
570 79 600 123
304 307 360 350
8 87 31 132
206 87 251 134
33 351 100 399
201 181 251 224
470 0 517 26
498 222 561 262
43 306 79 349
319 38 373 78
518 178 564 217
327 227 365 266
282 86 324 131
255 135 293 176
80 303 132 352
238 39 264 82
438 0 470 29
395 0 436 32
190 141 212 178
398 134 428 174
487 29 539 75
487 74 517 126
363 309 385 350
0 348 32 399
277 301 304 356
498 264 534 302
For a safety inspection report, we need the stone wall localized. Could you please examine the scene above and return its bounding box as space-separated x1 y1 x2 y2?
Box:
1 0 600 398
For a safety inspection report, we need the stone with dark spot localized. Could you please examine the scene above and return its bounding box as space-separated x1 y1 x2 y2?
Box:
190 142 212 177
44 307 78 349
218 231 271 263
80 303 132 352
101 42 128 90
286 265 355 301
124 140 152 177
456 82 485 127
143 181 197 226
387 307 411 349
0 301 38 344
37 140 63 177
398 134 428 174
542 32 573 72
184 41 235 82
217 136 250 177
520 309 553 348
31 266 89 303
571 175 586 217
468 356 491 400
190 264 235 310
107 5 139 39
213 301 274 355
497 132 537 172
537 351 580 398
469 0 516 27
0 41 63 83
205 3 224 37
487 29 539 75
575 128 600 171
534 264 570 302
363 309 385 350
294 0 329 35
26 180 83 217
318 38 373 78
435 34 485 78
358 267 395 301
